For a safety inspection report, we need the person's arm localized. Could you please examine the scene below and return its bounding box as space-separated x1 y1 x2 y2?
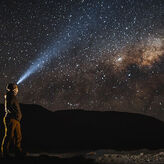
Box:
14 97 22 121
11 96 22 121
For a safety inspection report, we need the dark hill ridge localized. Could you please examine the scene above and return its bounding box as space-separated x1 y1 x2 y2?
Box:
1 104 164 153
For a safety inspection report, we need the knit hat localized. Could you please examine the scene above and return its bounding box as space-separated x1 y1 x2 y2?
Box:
6 83 18 91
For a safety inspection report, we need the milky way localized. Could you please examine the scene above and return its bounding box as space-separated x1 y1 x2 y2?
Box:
0 0 164 120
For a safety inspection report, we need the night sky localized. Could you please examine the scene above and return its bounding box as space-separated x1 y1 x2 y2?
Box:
0 0 164 120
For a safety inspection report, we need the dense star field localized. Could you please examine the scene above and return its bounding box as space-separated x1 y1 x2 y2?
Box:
0 0 164 119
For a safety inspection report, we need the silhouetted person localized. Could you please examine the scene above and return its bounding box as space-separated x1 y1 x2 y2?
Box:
1 83 23 157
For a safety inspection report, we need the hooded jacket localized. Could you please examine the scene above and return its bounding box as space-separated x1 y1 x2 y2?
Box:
6 92 22 121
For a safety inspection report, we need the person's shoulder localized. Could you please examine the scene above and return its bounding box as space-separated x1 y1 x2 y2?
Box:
9 94 17 101
10 94 16 98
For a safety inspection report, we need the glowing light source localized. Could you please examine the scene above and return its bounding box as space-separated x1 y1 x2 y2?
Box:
117 57 122 62
17 10 96 85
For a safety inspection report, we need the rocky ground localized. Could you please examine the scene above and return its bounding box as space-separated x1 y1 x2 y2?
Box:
1 149 164 164
85 149 164 164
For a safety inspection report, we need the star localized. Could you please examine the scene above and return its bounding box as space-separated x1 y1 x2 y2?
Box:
0 0 164 122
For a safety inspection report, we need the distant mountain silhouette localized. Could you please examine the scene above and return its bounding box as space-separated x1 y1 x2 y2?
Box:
1 104 164 153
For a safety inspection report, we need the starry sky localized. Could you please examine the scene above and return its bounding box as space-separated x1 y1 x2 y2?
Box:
0 0 164 120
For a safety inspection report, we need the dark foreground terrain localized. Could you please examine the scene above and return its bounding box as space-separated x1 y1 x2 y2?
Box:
1 104 164 163
0 153 95 164
1 149 164 164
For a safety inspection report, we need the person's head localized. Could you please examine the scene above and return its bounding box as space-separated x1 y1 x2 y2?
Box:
6 83 18 96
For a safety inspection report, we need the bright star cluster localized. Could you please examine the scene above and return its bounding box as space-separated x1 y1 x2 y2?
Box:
0 0 164 120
